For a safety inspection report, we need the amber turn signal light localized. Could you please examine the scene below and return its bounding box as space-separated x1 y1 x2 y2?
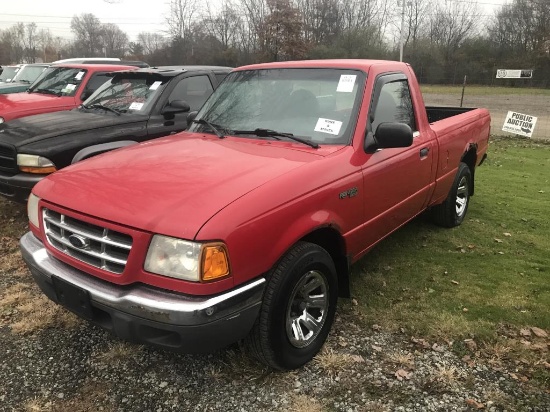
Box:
19 166 57 174
201 244 230 281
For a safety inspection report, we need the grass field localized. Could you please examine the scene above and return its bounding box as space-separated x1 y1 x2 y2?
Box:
421 84 550 96
0 136 548 408
350 136 550 342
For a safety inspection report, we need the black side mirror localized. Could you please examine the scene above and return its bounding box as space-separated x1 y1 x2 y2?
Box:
162 100 190 115
365 123 413 153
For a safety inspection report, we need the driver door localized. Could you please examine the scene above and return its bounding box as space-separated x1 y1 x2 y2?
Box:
360 74 435 248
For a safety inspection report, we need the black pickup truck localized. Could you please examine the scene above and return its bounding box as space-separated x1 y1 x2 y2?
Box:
0 65 232 203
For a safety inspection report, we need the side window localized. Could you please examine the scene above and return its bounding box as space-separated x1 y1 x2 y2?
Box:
372 80 416 133
168 75 214 111
83 73 111 97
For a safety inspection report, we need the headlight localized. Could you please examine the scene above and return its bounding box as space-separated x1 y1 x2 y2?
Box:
144 235 230 282
27 193 40 228
17 154 57 174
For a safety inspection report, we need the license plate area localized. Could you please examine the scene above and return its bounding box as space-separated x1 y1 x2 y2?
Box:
52 276 93 320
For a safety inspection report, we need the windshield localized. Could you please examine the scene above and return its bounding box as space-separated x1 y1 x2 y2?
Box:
28 67 87 96
82 75 168 114
13 65 47 84
0 67 19 83
189 68 365 145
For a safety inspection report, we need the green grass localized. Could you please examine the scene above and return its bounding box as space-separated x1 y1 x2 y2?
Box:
420 84 550 96
350 137 550 342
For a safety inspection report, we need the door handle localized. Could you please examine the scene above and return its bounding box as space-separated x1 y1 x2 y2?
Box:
420 147 430 157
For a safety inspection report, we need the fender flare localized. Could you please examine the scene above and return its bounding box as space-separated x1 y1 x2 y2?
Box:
71 140 138 164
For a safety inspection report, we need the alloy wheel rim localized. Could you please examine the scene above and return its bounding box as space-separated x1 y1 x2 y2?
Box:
285 270 329 348
455 176 469 217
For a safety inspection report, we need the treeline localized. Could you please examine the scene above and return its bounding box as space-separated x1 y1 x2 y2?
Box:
1 0 549 86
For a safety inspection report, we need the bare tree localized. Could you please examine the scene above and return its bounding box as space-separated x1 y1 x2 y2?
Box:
137 32 169 55
428 1 479 61
71 13 104 56
203 1 242 50
297 0 341 44
20 23 39 62
102 23 128 57
166 0 201 40
489 0 550 55
404 0 432 49
239 0 269 55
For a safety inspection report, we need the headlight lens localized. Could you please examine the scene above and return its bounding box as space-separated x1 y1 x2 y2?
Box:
144 235 230 282
17 154 57 174
27 193 40 228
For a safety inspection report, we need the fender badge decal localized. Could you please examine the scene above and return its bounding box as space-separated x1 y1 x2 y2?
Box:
339 187 358 199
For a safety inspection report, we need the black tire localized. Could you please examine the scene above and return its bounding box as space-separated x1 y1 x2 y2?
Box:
246 241 338 370
432 162 472 228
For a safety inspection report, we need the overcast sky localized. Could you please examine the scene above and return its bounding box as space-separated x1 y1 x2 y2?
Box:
0 0 512 42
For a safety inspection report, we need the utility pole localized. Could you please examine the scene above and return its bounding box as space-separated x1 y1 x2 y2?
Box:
399 0 406 62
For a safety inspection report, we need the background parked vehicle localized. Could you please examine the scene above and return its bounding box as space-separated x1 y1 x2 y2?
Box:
0 63 49 95
20 59 490 370
0 65 231 203
0 65 20 83
0 62 146 124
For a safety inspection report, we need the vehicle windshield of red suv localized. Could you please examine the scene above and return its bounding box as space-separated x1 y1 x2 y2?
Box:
189 68 365 145
27 67 87 97
80 75 167 114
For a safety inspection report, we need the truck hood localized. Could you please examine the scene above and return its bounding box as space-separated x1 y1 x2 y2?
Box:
0 81 27 93
0 92 72 116
0 110 147 148
35 133 341 239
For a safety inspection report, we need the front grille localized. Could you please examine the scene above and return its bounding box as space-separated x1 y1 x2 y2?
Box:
43 208 133 274
0 143 17 174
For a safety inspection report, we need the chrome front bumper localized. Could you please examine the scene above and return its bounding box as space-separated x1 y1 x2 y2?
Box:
20 232 265 352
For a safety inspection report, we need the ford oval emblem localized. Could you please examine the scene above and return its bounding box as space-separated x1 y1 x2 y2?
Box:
68 234 90 249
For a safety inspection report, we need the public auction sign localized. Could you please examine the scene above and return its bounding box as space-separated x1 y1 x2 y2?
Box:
502 111 538 138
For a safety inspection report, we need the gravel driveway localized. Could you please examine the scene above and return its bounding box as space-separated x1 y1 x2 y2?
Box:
1 201 549 412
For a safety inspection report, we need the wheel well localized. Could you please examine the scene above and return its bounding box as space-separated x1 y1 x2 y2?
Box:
461 146 477 195
301 227 350 298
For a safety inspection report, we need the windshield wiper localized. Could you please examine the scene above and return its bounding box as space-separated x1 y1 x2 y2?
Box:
33 88 61 97
231 128 319 149
83 103 122 116
191 119 225 138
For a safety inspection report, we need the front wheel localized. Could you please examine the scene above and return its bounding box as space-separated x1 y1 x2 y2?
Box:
432 162 472 228
246 241 338 370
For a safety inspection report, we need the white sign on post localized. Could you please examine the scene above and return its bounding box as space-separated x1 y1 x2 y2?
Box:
496 69 533 79
502 111 537 138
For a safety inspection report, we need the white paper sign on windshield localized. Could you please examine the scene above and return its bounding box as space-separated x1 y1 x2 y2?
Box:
61 84 76 93
75 71 85 80
149 81 162 90
314 118 343 135
336 75 356 93
129 102 144 110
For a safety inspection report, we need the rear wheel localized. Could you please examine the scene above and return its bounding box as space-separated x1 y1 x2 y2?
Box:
246 241 338 370
432 162 472 227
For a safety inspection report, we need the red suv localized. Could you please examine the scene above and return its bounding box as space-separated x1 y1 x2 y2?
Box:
0 63 141 124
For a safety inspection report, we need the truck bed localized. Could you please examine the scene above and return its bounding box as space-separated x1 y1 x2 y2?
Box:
426 106 476 123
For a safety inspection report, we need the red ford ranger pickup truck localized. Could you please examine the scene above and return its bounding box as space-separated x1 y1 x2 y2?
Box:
20 60 490 370
0 63 141 124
